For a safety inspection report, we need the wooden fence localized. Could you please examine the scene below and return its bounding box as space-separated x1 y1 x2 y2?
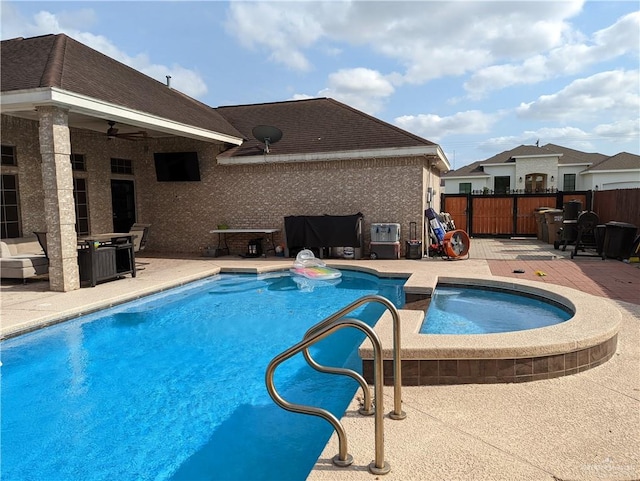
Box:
442 189 639 237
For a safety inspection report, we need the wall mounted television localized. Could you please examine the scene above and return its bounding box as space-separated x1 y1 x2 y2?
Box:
153 152 201 182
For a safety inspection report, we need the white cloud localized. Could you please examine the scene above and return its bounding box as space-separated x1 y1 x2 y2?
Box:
395 110 498 140
1 5 208 98
225 2 325 71
480 126 596 152
516 70 640 121
592 119 640 144
224 0 586 85
465 11 640 98
312 68 394 114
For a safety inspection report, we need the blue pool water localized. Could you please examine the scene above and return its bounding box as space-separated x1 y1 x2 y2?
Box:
1 271 405 481
421 286 573 334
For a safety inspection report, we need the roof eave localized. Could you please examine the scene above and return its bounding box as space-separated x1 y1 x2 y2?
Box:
218 145 451 171
443 173 490 180
513 154 561 160
580 168 640 175
1 87 243 145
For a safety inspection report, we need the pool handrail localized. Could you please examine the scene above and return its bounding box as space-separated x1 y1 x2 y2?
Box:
302 346 374 416
303 294 406 420
265 317 390 475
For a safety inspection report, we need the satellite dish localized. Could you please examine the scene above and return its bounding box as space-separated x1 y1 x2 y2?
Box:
252 125 283 153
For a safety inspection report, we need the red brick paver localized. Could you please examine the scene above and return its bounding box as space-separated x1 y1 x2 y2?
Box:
488 258 640 304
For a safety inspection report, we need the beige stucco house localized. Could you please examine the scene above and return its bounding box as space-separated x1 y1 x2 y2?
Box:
443 144 640 194
1 34 449 292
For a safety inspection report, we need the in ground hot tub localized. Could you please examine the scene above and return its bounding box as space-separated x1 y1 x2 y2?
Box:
360 276 621 385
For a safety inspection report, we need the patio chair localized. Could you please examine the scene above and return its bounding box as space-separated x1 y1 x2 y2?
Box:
129 223 151 271
129 223 151 253
33 231 48 258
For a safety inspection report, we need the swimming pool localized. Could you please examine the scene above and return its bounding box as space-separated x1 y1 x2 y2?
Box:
421 285 573 334
1 271 405 481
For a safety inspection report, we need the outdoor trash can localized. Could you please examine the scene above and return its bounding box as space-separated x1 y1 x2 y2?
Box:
594 225 606 255
544 209 563 247
602 222 638 260
534 208 552 240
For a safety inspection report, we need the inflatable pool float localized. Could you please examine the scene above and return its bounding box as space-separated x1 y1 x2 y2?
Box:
290 249 342 280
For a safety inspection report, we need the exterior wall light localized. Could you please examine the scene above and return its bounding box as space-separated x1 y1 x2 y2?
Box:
519 176 523 183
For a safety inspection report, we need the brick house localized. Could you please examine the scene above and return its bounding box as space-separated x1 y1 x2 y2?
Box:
1 34 449 291
443 144 640 194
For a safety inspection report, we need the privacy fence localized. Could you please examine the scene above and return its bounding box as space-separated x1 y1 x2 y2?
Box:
442 188 640 237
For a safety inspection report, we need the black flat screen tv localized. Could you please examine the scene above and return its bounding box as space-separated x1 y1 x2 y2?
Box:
154 152 201 182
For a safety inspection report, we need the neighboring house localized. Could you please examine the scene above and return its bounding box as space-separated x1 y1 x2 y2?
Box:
0 34 449 292
443 144 640 194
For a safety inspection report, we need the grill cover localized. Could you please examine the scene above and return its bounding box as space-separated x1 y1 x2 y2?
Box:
285 213 362 248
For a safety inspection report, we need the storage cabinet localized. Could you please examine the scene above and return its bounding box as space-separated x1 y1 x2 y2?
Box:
77 234 136 287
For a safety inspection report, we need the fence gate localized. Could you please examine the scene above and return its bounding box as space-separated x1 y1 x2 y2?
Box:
471 197 514 235
442 191 593 237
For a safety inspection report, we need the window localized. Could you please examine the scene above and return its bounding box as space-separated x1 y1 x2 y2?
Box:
1 145 16 166
563 174 576 192
71 153 86 171
111 158 133 175
494 176 510 194
1 174 20 238
73 178 90 236
459 183 472 194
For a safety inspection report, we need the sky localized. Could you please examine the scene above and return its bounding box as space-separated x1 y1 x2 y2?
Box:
1 0 639 169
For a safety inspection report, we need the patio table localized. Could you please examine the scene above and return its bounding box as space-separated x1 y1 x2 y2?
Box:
208 228 279 256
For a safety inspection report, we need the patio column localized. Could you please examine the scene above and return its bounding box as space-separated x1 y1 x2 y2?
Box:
38 105 80 292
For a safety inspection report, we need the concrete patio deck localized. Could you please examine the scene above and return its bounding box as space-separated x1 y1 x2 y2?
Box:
1 238 638 480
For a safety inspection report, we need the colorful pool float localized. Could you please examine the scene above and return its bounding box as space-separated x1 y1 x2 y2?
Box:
290 249 342 280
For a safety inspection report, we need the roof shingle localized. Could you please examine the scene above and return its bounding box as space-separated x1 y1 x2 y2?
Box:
1 34 242 139
216 98 436 157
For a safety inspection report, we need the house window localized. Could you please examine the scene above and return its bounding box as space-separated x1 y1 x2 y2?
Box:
71 153 86 171
459 183 472 194
111 158 133 175
1 145 17 166
1 174 20 238
73 178 90 236
494 176 510 194
563 174 576 192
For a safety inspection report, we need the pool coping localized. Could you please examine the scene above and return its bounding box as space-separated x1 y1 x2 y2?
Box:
359 275 622 384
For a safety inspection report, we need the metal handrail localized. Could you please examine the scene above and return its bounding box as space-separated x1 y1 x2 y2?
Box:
302 346 374 415
303 294 406 420
265 317 390 475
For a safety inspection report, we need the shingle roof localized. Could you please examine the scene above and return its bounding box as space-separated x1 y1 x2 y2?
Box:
1 34 243 139
215 98 437 157
442 160 488 177
586 152 640 171
481 145 548 164
444 143 616 177
541 143 607 165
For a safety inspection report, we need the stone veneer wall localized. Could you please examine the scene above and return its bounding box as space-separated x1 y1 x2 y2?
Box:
2 115 434 256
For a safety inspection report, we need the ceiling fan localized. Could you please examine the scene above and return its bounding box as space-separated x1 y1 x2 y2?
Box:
106 121 148 141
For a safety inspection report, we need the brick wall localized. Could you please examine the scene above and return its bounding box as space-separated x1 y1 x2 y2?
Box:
2 115 437 256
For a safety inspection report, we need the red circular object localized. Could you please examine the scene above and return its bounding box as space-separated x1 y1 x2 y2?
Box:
443 230 470 258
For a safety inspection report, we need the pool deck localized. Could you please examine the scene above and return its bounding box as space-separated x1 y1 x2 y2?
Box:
1 238 638 480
